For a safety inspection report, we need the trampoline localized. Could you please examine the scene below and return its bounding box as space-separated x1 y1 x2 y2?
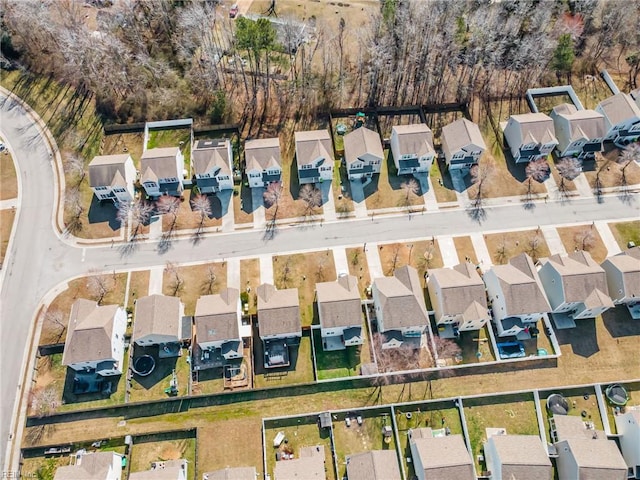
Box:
546 394 570 415
605 384 629 406
132 355 156 376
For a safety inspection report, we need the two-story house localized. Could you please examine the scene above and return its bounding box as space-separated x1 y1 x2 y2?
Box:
483 253 552 338
133 294 185 358
345 450 402 480
343 126 384 181
550 104 606 159
140 147 184 198
257 284 302 369
194 289 243 369
390 124 436 176
483 434 552 480
191 138 234 194
538 251 614 322
441 118 487 171
408 428 475 480
245 137 282 189
294 130 334 185
503 113 558 163
372 265 429 349
615 407 640 478
53 451 124 480
62 299 127 393
601 247 640 319
88 154 136 204
316 275 363 351
595 92 640 146
427 262 489 339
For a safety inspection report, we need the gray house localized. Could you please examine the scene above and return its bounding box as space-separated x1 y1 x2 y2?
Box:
601 247 640 319
390 124 435 175
408 428 475 480
344 126 384 181
441 118 486 171
550 104 605 159
191 139 234 194
133 294 185 357
503 113 558 163
595 92 640 145
245 137 282 189
295 130 334 185
140 147 184 198
316 275 363 351
483 434 552 480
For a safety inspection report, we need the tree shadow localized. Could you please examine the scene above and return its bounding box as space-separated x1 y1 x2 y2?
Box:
553 317 600 357
87 196 120 230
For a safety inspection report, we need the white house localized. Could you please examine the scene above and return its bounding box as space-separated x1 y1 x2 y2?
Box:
53 451 123 480
140 147 184 198
441 118 486 171
129 459 187 480
295 130 334 185
244 137 282 188
601 247 640 319
372 265 429 349
427 262 490 338
194 289 243 366
133 295 184 356
343 126 384 180
316 275 363 351
408 428 475 480
595 92 640 145
550 104 606 159
62 299 127 377
345 450 402 480
483 434 552 480
88 154 136 204
538 251 614 321
390 124 436 175
484 253 552 338
191 138 234 194
615 408 640 478
503 113 558 163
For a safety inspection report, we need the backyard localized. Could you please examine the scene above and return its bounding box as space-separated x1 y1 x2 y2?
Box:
146 127 192 168
458 325 496 364
102 132 144 164
129 437 196 480
313 327 372 380
538 386 604 443
253 331 314 388
128 348 191 402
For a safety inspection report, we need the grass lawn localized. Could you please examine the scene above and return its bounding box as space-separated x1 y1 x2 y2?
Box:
346 247 371 298
254 332 314 388
609 220 640 250
0 208 16 265
127 270 150 309
365 150 425 210
608 382 640 434
130 438 196 480
161 189 222 233
162 262 228 316
147 128 192 168
484 229 551 264
431 160 459 203
538 387 604 443
458 325 496 364
102 132 145 166
313 326 372 380
129 349 190 402
378 239 443 278
273 251 337 326
583 151 640 190
240 258 261 315
556 224 608 262
453 236 478 265
233 182 254 225
0 148 18 200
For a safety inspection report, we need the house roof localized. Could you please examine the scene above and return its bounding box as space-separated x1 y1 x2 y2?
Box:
294 130 333 166
374 265 429 330
192 139 231 176
195 289 240 343
489 253 551 315
133 294 182 342
551 104 606 150
428 262 488 321
316 275 362 329
505 113 558 157
552 414 605 441
487 435 551 480
62 299 121 366
345 450 402 480
343 126 384 166
202 466 257 480
129 460 187 480
391 124 435 158
560 437 628 471
257 284 301 337
245 137 281 171
597 93 640 126
88 154 131 188
53 451 120 480
441 118 486 160
602 249 640 298
410 432 475 480
141 147 181 182
273 445 325 479
542 251 613 308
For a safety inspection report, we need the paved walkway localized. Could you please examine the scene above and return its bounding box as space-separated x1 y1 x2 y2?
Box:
148 265 164 294
251 187 266 228
227 256 241 291
349 180 369 219
148 216 163 240
594 220 621 256
541 226 567 256
321 182 337 222
0 198 17 209
423 176 439 211
365 243 384 278
438 235 458 267
259 254 274 284
574 173 594 197
332 247 349 275
469 232 492 267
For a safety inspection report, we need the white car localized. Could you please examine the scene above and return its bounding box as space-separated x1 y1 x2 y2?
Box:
345 416 351 427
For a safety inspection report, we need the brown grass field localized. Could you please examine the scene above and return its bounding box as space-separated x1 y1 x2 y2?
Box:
556 224 608 263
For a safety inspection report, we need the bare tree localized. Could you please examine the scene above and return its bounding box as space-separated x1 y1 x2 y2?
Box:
527 232 543 262
44 308 66 343
431 336 462 361
279 257 292 286
264 181 283 221
469 159 496 220
556 157 582 198
29 386 60 417
298 184 322 217
202 265 217 295
496 236 509 264
373 332 419 373
315 255 328 282
157 195 181 234
574 226 596 251
399 178 419 209
617 143 640 187
190 193 212 234
165 262 184 296
524 159 550 206
387 244 402 275
63 154 86 187
87 270 115 305
64 186 84 234
118 199 153 240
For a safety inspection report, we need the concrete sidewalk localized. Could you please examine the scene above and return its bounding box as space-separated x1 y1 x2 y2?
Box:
573 173 594 198
227 256 241 292
541 226 567 256
0 198 17 209
332 247 349 275
594 220 622 256
148 265 164 294
438 235 458 267
365 243 384 278
470 232 492 267
259 254 274 284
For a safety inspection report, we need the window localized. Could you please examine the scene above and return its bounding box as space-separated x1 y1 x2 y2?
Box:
219 175 229 181
95 186 108 191
301 164 312 169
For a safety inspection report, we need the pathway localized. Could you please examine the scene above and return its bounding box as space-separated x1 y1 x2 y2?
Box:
574 173 594 197
541 226 567 256
227 256 241 291
438 235 458 267
469 232 493 267
321 182 337 222
0 198 17 209
332 247 349 275
422 176 439 211
349 180 369 219
148 265 164 295
259 254 274 285
594 220 621 256
365 243 384 278
251 187 266 228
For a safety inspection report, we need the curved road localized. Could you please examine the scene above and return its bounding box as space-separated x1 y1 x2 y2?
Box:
1 92 639 470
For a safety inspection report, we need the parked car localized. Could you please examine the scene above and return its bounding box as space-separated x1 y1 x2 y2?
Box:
497 341 526 359
356 415 363 426
345 416 351 427
229 3 239 18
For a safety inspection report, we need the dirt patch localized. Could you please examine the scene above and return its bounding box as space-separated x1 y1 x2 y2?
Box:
484 229 551 265
0 149 18 200
556 224 608 263
0 208 16 264
240 258 261 314
346 247 371 298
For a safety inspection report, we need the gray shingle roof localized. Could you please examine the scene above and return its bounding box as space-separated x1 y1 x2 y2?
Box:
88 154 130 188
343 127 384 166
141 147 181 182
505 113 557 157
391 124 435 157
294 130 333 167
202 466 257 480
410 433 475 480
133 294 182 342
54 451 120 480
345 450 401 480
597 92 640 126
374 265 428 330
551 104 606 151
441 118 486 160
428 262 487 321
245 137 281 171
602 249 640 298
560 437 628 471
257 284 301 338
195 289 240 343
192 139 231 176
487 435 551 480
316 275 362 329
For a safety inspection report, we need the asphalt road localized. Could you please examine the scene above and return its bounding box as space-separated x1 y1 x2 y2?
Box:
1 91 639 469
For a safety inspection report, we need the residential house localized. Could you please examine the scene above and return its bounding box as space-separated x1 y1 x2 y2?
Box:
133 294 185 357
408 428 475 480
129 459 187 480
345 450 402 480
427 262 490 339
550 415 627 480
192 138 234 194
483 434 552 480
316 275 363 351
53 451 123 480
595 92 640 145
88 154 136 204
62 299 127 392
257 284 302 368
615 407 640 478
503 113 558 163
390 123 436 175
140 147 184 198
194 289 243 369
441 118 486 171
274 445 326 480
601 247 640 319
550 104 606 159
294 130 334 185
484 253 552 338
372 265 429 349
245 137 282 188
538 251 614 320
343 126 384 180
202 467 257 480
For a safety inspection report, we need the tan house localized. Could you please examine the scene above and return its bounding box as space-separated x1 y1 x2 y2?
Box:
202 466 257 480
427 262 489 338
345 450 401 480
133 294 185 356
245 137 282 188
549 104 605 159
88 154 136 204
192 138 234 194
53 451 123 480
503 113 558 163
274 445 326 480
408 428 475 480
595 92 640 146
316 275 363 351
344 126 384 180
601 247 640 319
390 123 436 175
140 147 184 198
483 434 552 480
295 130 334 185
441 118 486 171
